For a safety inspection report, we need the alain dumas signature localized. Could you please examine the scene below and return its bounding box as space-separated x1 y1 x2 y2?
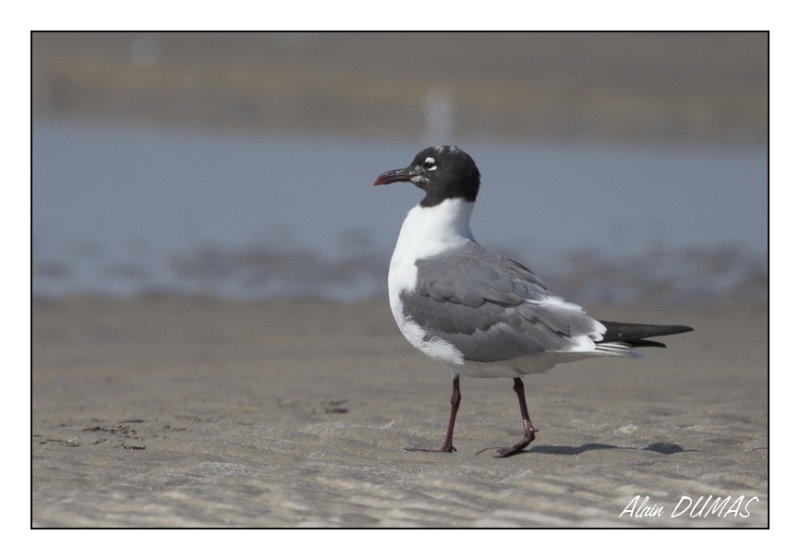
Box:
620 495 760 520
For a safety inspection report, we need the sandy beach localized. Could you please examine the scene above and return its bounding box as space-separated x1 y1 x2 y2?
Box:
32 296 767 527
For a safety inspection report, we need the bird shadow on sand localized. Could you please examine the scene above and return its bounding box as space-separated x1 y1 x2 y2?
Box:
531 441 692 455
477 441 692 456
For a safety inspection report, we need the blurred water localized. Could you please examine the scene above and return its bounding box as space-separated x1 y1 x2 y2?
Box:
32 119 767 303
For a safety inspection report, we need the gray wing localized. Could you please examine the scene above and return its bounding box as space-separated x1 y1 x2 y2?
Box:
400 243 604 362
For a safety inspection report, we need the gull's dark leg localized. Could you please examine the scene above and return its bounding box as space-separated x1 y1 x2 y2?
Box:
407 374 460 453
496 377 536 458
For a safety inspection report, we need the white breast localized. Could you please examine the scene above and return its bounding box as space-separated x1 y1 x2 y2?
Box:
388 199 476 366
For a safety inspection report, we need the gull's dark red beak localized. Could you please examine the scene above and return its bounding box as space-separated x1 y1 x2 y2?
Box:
374 167 414 186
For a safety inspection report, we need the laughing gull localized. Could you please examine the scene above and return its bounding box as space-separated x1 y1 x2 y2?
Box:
374 145 693 458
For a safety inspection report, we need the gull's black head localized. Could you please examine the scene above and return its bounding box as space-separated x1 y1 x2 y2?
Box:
373 146 481 207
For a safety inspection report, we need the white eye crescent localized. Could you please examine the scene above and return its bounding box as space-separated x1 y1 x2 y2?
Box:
423 157 438 171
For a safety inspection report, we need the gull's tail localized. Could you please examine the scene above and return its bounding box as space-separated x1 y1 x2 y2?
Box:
599 321 694 348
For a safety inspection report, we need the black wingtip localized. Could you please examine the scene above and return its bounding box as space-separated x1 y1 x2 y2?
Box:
629 339 668 348
599 321 693 346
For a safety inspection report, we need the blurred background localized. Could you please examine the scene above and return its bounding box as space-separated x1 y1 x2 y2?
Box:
32 31 767 304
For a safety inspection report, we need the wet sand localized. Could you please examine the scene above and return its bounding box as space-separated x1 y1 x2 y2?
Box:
32 296 767 527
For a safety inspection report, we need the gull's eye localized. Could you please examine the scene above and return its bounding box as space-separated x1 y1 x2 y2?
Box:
423 156 438 171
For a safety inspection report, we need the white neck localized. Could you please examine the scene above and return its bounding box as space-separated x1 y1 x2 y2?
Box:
392 198 475 276
394 198 476 262
388 197 477 318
